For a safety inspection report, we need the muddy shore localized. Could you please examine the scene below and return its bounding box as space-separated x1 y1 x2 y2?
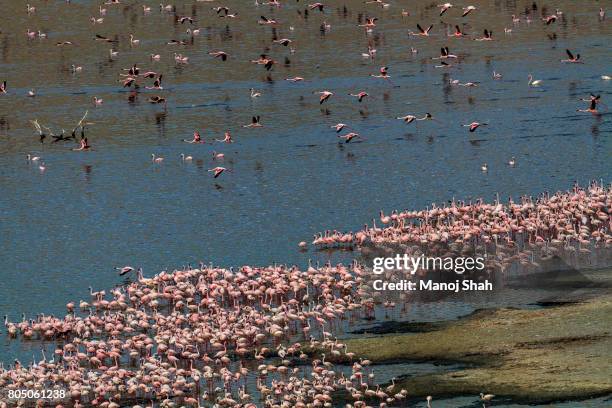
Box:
341 289 612 403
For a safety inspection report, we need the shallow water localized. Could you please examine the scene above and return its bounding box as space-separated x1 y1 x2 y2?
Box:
0 0 611 403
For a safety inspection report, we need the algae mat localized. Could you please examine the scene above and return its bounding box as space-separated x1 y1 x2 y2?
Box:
344 294 612 403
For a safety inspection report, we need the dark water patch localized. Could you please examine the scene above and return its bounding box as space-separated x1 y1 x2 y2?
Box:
351 320 446 335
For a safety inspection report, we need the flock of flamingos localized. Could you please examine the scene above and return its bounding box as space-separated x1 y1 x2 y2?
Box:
2 0 610 407
1 181 610 408
14 0 608 177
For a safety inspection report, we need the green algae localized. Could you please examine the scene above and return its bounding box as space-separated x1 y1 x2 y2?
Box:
343 294 612 403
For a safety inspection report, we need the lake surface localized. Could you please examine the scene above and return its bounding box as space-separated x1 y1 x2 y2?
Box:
0 0 610 403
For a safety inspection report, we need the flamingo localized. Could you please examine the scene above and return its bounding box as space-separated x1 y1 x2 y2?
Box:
462 5 476 17
449 25 466 37
243 116 263 128
463 122 488 132
411 23 433 36
316 91 334 104
151 154 164 163
115 266 135 276
561 49 581 63
337 132 362 143
348 92 369 102
438 3 453 16
480 393 495 403
273 38 292 46
129 34 140 46
208 167 229 178
209 51 228 61
397 113 432 123
475 29 493 41
331 123 348 133
528 74 542 87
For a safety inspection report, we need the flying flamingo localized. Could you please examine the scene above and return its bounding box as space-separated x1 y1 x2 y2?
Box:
397 113 432 123
359 17 378 30
576 98 599 114
474 29 493 41
259 15 277 25
561 49 582 63
331 123 348 133
433 47 457 59
115 266 135 276
462 5 477 16
463 122 488 132
438 3 453 16
316 91 334 104
243 116 263 127
449 25 466 37
337 132 362 143
183 131 205 144
411 24 433 37
72 138 91 151
208 167 229 178
348 92 369 102
216 131 234 143
209 51 228 61
370 66 391 80
273 38 292 46
148 96 166 104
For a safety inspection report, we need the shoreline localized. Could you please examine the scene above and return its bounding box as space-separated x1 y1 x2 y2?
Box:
337 289 612 404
